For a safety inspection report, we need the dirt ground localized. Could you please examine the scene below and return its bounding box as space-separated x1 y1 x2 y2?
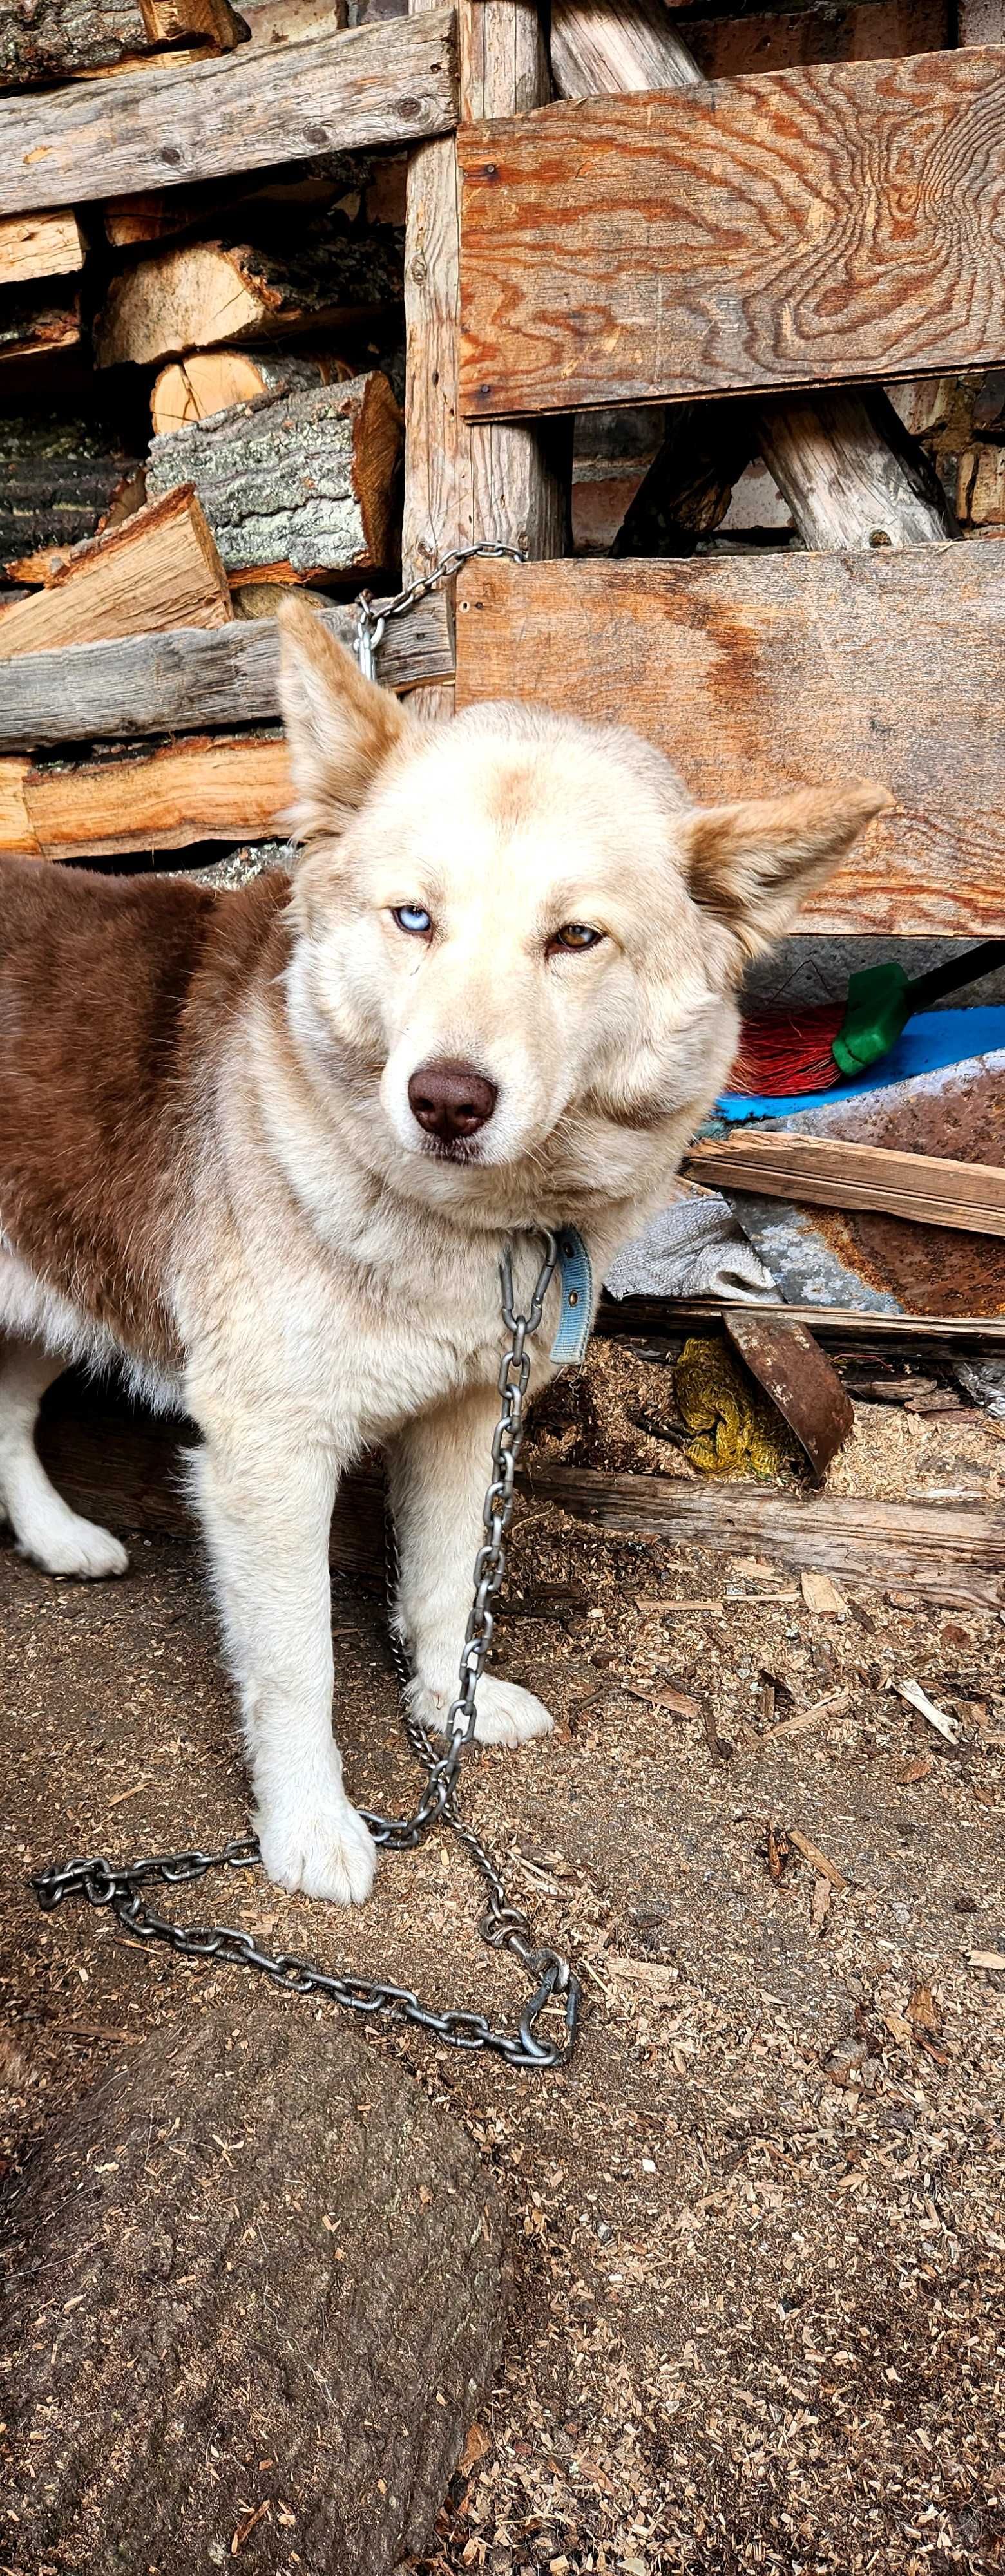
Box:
2 1340 1004 2575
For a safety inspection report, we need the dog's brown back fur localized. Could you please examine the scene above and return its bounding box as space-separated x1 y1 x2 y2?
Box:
0 858 291 1365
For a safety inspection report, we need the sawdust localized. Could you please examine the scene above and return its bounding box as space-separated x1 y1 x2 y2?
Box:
2 1372 1004 2571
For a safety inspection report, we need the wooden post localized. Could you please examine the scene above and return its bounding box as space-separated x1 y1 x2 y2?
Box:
403 0 568 714
549 0 957 550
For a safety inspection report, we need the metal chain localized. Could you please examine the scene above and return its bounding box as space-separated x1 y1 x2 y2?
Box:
353 542 527 681
32 1235 580 2071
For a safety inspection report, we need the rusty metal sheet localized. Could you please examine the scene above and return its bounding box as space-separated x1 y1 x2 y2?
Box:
723 1309 854 1484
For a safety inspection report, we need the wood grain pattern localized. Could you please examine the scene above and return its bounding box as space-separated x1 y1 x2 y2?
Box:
685 1137 1005 1236
549 0 955 550
0 733 289 861
0 10 457 216
0 594 454 751
0 488 231 662
458 48 1005 417
0 211 85 287
402 0 566 718
454 551 1005 937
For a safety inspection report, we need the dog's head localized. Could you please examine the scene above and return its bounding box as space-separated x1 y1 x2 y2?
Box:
277 600 890 1216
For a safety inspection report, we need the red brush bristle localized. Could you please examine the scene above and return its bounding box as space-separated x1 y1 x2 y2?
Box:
729 1001 847 1097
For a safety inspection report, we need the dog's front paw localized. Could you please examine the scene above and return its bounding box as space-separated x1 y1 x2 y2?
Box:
256 1795 376 1904
410 1674 555 1748
19 1504 129 1581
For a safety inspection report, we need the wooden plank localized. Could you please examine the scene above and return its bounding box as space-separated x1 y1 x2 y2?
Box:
457 48 1005 419
595 1296 1005 1349
0 594 454 751
549 0 956 549
0 10 458 216
3 734 289 861
454 551 1005 938
0 211 85 287
0 489 231 663
685 1137 1005 1236
522 1470 1005 1607
401 0 567 718
34 1389 1005 1607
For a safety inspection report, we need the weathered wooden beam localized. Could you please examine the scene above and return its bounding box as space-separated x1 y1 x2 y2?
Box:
146 374 401 576
0 733 288 860
685 1137 1005 1236
0 594 454 751
459 48 1005 419
402 0 568 716
594 1295 1005 1350
454 549 1005 937
0 489 231 663
548 0 955 550
0 0 244 86
0 9 458 216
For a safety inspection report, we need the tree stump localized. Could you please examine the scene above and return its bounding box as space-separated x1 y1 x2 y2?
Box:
0 1993 510 2574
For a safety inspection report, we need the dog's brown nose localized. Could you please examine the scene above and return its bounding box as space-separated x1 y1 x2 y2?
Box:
408 1057 498 1143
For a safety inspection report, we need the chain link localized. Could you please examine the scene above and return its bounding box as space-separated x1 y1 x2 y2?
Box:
32 1233 580 2072
353 542 527 681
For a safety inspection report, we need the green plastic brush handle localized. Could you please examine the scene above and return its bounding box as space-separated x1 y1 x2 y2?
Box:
833 940 1005 1078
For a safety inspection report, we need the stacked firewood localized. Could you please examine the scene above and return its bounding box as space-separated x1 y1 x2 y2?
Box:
0 1 420 862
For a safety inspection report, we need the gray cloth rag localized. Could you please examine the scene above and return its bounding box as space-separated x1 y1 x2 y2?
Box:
604 1189 779 1304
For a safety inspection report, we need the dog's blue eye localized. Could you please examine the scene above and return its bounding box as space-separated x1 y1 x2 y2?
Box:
552 922 602 952
393 904 432 936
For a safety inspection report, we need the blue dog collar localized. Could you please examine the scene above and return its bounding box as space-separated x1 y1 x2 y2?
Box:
549 1227 593 1365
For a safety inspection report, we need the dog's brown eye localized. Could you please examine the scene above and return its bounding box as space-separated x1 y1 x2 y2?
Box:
551 922 602 953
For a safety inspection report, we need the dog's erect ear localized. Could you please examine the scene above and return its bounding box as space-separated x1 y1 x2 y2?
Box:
678 781 894 964
277 595 419 842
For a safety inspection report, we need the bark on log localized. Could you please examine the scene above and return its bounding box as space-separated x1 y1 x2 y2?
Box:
0 592 454 750
0 209 84 287
0 730 287 859
1 1996 509 2576
548 0 959 550
97 222 401 369
0 488 231 661
0 413 145 578
0 10 459 216
146 373 402 574
150 345 352 436
0 0 244 86
403 0 568 716
0 289 80 366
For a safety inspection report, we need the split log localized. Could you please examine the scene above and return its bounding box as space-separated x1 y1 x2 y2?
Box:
0 489 231 662
0 591 453 750
0 209 84 287
454 550 1005 938
2 1999 508 2576
0 10 458 216
0 414 145 579
147 373 401 575
0 731 287 860
0 0 244 86
150 345 352 434
685 1137 1005 1236
549 0 966 551
402 0 568 717
458 51 1005 421
97 222 400 370
0 289 80 366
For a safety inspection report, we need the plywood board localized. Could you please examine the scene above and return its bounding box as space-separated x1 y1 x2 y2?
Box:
454 549 1005 936
458 47 1005 416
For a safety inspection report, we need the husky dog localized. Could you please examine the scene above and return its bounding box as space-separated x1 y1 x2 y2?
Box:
0 601 888 1900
